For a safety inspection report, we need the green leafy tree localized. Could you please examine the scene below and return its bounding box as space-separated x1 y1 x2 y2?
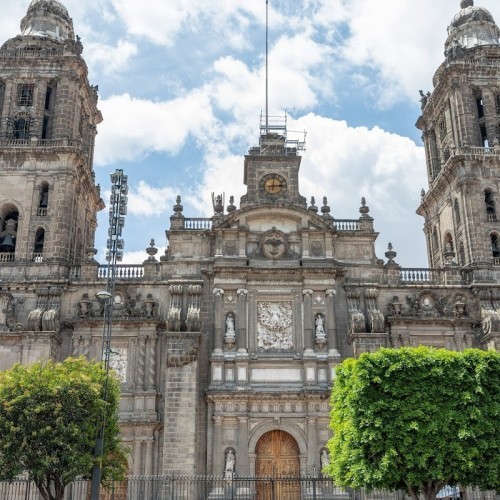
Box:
0 357 127 500
327 347 500 500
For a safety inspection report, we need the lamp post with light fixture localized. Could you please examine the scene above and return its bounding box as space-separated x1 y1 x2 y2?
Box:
90 169 128 500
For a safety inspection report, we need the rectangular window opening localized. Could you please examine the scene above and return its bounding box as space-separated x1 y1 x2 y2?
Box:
477 97 485 119
44 86 52 111
17 84 35 107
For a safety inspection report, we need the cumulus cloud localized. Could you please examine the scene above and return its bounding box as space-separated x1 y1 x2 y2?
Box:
340 0 499 104
84 40 138 75
95 90 216 165
127 181 178 217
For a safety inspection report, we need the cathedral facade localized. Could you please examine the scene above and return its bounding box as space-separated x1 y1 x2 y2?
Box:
0 0 499 480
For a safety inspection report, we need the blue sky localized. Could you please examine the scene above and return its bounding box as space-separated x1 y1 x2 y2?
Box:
3 0 499 267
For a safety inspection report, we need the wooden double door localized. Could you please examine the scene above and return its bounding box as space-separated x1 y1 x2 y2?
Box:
255 430 301 499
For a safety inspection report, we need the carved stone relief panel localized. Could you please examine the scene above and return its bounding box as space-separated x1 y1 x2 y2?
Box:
257 301 293 350
109 346 128 383
224 239 238 256
310 241 324 257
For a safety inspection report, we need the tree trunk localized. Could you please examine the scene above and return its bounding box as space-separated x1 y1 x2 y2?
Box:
35 477 65 500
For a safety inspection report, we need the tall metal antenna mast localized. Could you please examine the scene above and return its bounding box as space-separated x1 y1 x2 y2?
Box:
265 0 269 133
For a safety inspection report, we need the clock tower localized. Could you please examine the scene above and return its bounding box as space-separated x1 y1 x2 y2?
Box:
240 116 307 208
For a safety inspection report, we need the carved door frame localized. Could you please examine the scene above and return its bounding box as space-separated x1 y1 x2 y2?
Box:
255 430 301 500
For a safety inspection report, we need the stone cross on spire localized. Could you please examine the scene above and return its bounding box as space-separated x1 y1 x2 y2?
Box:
460 0 473 8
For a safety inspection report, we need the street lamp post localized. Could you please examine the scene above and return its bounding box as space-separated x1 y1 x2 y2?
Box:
90 169 128 500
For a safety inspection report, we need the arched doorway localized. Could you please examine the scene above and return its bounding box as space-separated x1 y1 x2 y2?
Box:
256 430 300 499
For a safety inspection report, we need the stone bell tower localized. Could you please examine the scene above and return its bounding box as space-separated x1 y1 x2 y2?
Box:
0 0 103 273
417 1 500 271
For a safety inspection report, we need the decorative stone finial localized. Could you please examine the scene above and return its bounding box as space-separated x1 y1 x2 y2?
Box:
460 0 473 8
359 197 370 217
172 195 184 218
308 196 318 213
214 194 224 217
385 242 398 266
146 238 158 261
321 196 333 222
227 195 236 213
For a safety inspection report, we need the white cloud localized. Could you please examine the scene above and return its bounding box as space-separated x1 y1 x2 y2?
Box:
95 90 216 165
127 181 178 217
120 246 167 265
84 40 138 75
340 0 499 104
107 0 265 47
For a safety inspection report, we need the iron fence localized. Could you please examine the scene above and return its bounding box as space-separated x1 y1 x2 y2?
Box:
0 476 497 500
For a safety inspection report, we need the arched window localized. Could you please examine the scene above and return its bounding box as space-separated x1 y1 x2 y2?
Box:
485 189 496 221
454 199 461 225
0 207 19 260
33 228 45 262
38 183 49 215
491 233 500 259
444 233 454 253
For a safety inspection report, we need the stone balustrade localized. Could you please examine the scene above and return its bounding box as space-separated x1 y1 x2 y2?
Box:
399 268 444 284
98 265 145 279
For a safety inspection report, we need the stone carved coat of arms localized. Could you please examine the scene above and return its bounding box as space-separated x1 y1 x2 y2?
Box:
257 301 293 350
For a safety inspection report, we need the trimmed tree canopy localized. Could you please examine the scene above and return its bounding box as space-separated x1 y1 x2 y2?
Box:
327 347 500 500
0 357 126 500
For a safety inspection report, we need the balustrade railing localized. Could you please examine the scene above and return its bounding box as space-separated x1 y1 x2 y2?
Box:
399 268 443 284
0 253 15 263
333 219 360 231
36 207 48 216
98 265 144 279
32 253 43 263
0 138 81 148
184 218 213 230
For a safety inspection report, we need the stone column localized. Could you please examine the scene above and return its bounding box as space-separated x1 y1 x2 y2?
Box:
307 417 318 470
133 440 142 475
146 334 157 391
212 416 223 475
325 289 339 356
237 417 250 476
145 439 154 475
303 289 314 353
136 336 146 391
236 289 248 352
213 289 224 353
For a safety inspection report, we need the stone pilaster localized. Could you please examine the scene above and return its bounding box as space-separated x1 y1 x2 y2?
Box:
212 416 223 475
325 289 339 356
237 416 250 476
302 289 314 353
213 288 224 353
236 288 248 352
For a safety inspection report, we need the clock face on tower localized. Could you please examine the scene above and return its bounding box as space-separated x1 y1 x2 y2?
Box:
260 173 287 198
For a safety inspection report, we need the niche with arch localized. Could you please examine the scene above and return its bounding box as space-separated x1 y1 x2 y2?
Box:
0 205 19 258
485 189 496 221
33 228 45 262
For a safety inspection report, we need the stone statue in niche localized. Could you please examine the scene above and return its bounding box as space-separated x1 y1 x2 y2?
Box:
225 313 236 348
257 301 293 350
315 314 327 346
224 449 236 479
320 449 330 469
315 314 325 336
